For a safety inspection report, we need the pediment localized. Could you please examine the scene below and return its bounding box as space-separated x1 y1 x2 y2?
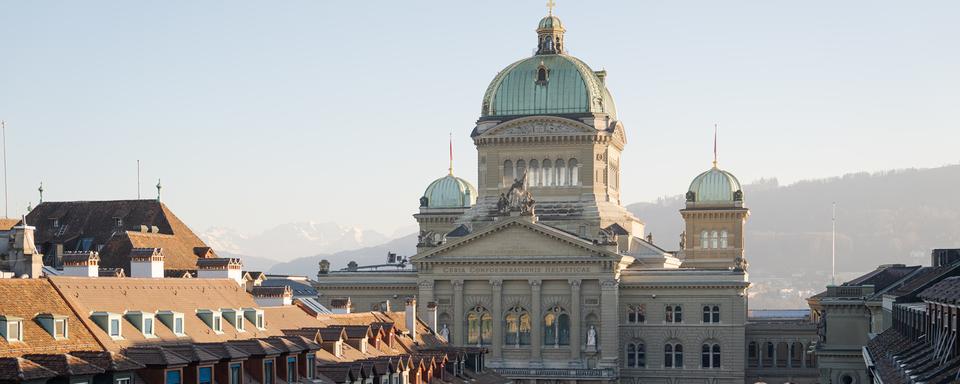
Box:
414 218 618 261
478 116 597 138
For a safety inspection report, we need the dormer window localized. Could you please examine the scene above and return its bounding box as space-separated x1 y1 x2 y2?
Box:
222 309 244 332
243 308 265 330
113 217 123 228
536 65 549 85
197 309 223 334
91 312 123 339
124 311 157 338
50 218 60 228
0 316 23 342
157 311 186 336
36 314 69 339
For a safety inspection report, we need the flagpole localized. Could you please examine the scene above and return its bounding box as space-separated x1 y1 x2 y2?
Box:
1 120 7 218
713 123 718 167
832 202 837 285
448 133 453 175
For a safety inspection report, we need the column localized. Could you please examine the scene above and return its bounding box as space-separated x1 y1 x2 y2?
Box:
530 279 543 362
417 280 435 321
569 279 582 361
453 279 464 346
599 278 619 366
491 279 503 360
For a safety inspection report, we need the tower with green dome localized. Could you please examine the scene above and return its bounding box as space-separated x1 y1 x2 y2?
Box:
679 161 751 270
456 8 641 240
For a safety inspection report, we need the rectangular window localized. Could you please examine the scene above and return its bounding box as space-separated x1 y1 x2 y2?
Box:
199 367 213 384
7 321 21 341
174 317 184 335
236 315 244 331
213 315 222 332
166 370 182 384
144 318 154 336
264 360 274 384
307 355 315 379
257 314 264 329
109 319 121 337
55 319 67 339
115 378 131 384
230 363 242 384
286 357 297 382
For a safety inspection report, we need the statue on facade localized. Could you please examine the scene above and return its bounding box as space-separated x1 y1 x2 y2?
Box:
596 228 616 246
679 231 686 249
586 325 597 347
438 324 450 341
418 230 446 247
733 256 749 272
497 171 536 216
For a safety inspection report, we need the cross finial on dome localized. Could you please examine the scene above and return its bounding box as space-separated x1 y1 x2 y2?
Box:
546 0 556 16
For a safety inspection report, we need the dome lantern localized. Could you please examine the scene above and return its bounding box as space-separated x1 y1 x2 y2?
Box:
420 174 477 209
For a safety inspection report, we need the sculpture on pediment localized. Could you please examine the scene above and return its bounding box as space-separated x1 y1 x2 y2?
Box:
596 227 616 246
497 171 536 216
418 230 446 247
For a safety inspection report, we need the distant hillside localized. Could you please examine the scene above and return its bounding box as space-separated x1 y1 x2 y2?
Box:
268 233 418 276
629 164 960 279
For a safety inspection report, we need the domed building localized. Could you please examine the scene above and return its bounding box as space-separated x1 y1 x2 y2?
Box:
316 8 817 384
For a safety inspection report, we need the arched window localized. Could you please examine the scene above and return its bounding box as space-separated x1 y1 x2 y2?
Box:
664 343 683 368
700 231 709 249
776 342 789 367
720 230 728 248
666 305 682 323
568 158 579 186
626 342 646 368
466 306 492 346
543 306 570 346
504 306 531 346
790 342 803 367
702 305 720 323
515 160 526 181
627 304 645 324
711 231 719 248
528 160 540 187
555 159 566 186
503 160 513 186
702 343 721 368
763 342 774 367
747 342 758 368
536 67 548 82
542 159 553 186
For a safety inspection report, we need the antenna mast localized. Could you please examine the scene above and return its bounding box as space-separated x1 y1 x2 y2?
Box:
832 202 837 285
1 120 7 218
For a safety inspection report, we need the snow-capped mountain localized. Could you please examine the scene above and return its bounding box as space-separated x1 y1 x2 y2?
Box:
200 222 392 262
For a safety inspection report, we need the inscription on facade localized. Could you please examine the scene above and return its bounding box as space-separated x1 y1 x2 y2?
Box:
440 265 594 274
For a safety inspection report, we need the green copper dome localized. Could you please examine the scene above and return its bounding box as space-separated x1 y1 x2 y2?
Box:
538 15 563 30
421 174 477 208
687 166 743 203
479 15 617 119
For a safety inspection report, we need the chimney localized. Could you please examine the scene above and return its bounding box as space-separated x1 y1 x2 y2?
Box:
405 297 417 344
129 248 164 278
196 257 244 285
251 286 293 307
62 251 99 277
11 221 43 278
329 297 352 314
425 301 438 334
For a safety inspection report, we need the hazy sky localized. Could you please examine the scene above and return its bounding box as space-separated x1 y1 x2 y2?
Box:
2 1 958 235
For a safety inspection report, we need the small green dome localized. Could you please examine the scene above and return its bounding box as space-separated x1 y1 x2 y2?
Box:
480 54 617 118
687 166 743 203
538 15 563 30
421 174 477 208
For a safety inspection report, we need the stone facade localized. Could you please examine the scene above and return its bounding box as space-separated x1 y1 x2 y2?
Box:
315 10 819 384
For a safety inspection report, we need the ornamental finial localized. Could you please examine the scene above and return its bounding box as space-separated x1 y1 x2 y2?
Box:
546 0 556 16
